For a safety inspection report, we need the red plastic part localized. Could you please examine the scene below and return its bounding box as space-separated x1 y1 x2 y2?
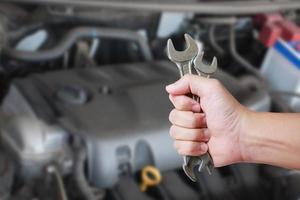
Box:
259 23 282 47
256 14 300 47
278 21 300 41
254 13 284 28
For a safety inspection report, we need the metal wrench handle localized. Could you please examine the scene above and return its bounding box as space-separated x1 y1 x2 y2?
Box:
167 34 214 182
176 61 200 178
192 52 218 176
180 61 213 182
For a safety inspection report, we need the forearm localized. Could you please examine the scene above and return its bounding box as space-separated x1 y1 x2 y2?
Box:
241 111 300 169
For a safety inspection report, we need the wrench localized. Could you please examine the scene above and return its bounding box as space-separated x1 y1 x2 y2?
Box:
194 51 218 77
167 34 213 182
188 52 218 179
167 34 198 76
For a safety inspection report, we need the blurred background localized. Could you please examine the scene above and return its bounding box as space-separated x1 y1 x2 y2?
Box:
0 0 299 199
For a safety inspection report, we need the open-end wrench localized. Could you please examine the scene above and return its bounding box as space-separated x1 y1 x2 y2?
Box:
194 51 218 78
167 34 213 182
192 51 218 175
167 34 198 76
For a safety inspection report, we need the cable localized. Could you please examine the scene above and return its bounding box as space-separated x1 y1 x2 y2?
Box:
229 24 264 80
4 0 300 15
74 147 105 200
197 17 237 55
3 27 153 62
201 18 265 81
201 19 295 112
194 17 297 113
47 165 68 200
208 25 225 55
196 17 297 113
8 23 44 41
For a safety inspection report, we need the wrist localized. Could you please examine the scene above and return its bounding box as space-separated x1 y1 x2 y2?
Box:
237 108 259 163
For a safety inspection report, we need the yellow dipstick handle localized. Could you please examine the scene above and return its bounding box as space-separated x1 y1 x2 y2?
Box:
140 165 162 192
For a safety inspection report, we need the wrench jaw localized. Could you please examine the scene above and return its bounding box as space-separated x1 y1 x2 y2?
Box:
194 51 218 75
183 154 214 182
183 164 197 182
182 156 205 182
167 34 198 63
167 34 199 78
183 160 199 182
167 39 176 62
198 153 214 175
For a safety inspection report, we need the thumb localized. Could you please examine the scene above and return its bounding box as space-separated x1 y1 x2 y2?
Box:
165 74 209 96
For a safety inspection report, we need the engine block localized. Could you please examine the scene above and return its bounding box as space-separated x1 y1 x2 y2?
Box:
0 61 270 187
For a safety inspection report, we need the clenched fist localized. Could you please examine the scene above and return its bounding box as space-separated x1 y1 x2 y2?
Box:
166 75 249 167
166 75 300 170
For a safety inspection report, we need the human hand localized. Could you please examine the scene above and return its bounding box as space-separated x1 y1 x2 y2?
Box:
166 75 249 167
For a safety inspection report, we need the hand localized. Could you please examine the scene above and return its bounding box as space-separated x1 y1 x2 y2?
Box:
166 75 249 167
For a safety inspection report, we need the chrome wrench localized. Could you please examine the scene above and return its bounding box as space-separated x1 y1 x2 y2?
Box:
189 51 218 177
167 34 214 181
194 51 218 78
167 34 198 76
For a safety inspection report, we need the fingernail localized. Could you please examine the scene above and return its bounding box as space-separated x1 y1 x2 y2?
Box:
202 116 207 124
166 83 174 91
200 143 207 151
192 103 201 112
203 129 210 140
166 80 180 91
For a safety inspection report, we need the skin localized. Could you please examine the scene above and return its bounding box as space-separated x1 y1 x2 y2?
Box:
166 75 300 169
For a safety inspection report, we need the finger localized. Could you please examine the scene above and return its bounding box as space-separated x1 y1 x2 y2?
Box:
169 109 206 128
166 74 218 97
169 125 210 142
169 94 201 112
173 140 208 156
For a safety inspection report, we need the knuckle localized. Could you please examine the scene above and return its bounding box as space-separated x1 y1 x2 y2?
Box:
200 143 208 153
169 125 176 138
168 109 176 123
203 144 208 152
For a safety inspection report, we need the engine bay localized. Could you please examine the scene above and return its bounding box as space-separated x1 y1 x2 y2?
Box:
0 1 299 199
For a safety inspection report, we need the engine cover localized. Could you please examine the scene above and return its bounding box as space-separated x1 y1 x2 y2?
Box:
1 61 270 187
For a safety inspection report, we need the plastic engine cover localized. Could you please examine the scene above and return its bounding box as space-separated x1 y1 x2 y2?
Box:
1 61 270 187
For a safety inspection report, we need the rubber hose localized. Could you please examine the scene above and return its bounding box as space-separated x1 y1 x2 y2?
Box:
208 25 225 55
74 147 100 200
228 24 264 80
3 27 152 62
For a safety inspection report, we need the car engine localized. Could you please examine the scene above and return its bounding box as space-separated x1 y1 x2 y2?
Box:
0 1 299 200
